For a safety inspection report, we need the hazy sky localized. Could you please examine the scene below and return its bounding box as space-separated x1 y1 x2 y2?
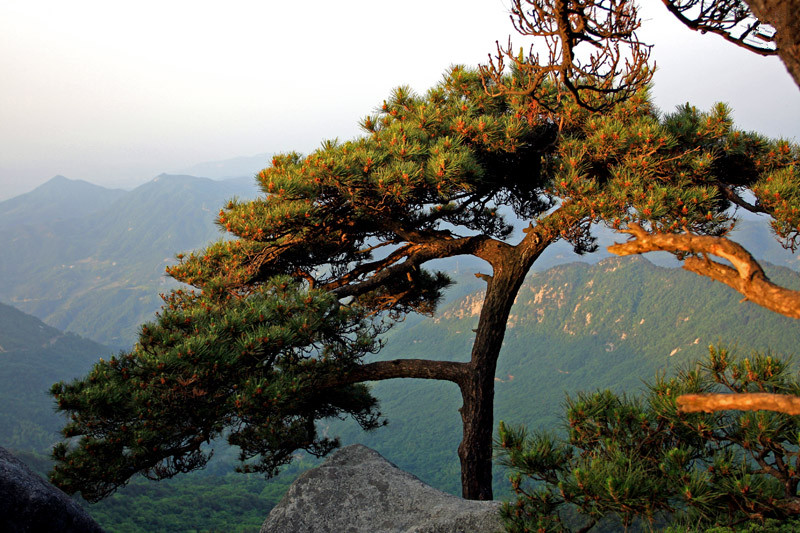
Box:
2 0 799 201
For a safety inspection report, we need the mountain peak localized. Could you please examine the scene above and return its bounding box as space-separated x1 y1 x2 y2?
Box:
150 173 211 184
0 175 127 228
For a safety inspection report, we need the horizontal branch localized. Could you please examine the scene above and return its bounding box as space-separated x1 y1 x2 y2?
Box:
326 359 471 390
608 224 800 319
353 358 470 384
677 393 800 415
659 0 778 57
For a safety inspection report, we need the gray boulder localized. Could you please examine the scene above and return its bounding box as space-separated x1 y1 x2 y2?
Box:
0 446 104 533
261 444 503 533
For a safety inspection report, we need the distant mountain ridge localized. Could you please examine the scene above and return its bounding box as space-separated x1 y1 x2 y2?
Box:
170 153 274 179
0 298 70 353
0 174 260 347
0 176 126 229
1 171 797 348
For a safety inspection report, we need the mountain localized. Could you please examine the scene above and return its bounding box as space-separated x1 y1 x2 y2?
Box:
0 299 302 532
0 172 795 349
0 174 260 348
0 301 108 452
2 169 800 529
330 256 800 496
0 175 126 229
4 253 800 530
171 153 274 180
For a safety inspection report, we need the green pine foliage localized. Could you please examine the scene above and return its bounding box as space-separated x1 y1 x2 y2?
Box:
497 346 800 532
50 277 383 502
47 63 799 503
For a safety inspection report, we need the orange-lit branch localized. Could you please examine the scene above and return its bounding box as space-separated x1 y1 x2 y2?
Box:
678 392 800 415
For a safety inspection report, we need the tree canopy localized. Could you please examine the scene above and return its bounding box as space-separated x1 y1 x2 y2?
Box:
49 58 799 502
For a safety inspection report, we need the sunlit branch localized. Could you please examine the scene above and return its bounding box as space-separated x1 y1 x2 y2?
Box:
678 392 800 414
608 223 800 319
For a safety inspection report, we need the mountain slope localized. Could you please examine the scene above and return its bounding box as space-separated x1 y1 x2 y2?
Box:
0 301 108 452
4 255 800 530
0 174 259 347
331 256 800 496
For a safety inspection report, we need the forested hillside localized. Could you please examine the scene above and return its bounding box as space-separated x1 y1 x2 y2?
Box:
4 256 799 531
0 301 107 451
0 175 259 348
333 256 800 496
3 176 800 531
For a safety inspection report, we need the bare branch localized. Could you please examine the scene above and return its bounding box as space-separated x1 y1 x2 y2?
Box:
660 0 778 56
662 0 800 87
678 392 800 414
608 223 800 319
480 0 653 111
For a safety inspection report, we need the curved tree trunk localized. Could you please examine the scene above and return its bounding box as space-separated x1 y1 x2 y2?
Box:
332 226 558 500
457 236 552 500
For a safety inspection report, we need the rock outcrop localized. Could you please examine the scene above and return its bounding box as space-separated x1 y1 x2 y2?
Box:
261 444 503 533
0 446 104 533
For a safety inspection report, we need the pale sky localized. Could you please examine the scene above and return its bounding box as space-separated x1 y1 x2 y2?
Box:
1 0 799 201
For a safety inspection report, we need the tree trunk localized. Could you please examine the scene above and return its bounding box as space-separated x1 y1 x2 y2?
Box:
457 245 543 500
747 0 800 88
457 359 498 500
334 228 556 500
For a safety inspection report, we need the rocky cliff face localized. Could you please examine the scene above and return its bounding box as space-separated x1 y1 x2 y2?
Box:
261 445 502 533
0 446 104 533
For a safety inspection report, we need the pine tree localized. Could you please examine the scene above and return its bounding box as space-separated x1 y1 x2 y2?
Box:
51 66 799 502
497 346 800 530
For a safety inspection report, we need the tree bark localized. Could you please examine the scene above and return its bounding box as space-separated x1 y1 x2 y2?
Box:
348 359 470 384
457 233 553 500
747 0 800 88
325 222 557 500
678 392 800 415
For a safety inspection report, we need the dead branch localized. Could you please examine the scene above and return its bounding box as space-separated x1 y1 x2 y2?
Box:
480 0 653 112
608 223 800 319
661 0 800 88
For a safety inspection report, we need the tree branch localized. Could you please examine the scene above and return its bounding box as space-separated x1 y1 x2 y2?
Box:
352 359 470 384
746 0 800 87
660 0 778 56
328 234 494 300
608 223 800 319
316 359 471 390
661 0 800 88
677 392 800 414
480 0 653 111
